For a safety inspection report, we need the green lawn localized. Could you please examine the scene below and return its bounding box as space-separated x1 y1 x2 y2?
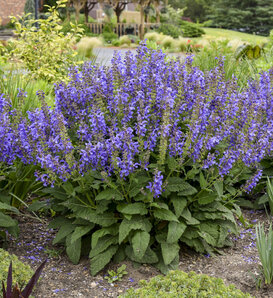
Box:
201 27 268 44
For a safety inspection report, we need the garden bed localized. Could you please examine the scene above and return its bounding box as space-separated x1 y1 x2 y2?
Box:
6 209 272 297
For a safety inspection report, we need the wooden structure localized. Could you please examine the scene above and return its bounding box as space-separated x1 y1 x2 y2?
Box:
87 22 160 37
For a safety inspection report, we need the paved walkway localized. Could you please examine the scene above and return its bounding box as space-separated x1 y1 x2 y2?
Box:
93 47 185 66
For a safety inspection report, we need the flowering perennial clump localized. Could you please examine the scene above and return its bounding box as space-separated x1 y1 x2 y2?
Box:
3 44 273 275
1 45 273 194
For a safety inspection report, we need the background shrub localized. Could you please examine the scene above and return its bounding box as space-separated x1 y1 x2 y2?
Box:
156 23 183 39
180 21 205 38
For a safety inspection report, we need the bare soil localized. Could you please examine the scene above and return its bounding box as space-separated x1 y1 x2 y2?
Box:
5 209 273 297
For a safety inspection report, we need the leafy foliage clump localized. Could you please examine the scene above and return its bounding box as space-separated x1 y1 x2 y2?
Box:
121 270 252 298
156 23 183 38
180 21 205 38
5 0 83 82
0 249 33 288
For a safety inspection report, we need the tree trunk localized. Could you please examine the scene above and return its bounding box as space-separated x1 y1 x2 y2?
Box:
84 2 89 23
140 5 145 40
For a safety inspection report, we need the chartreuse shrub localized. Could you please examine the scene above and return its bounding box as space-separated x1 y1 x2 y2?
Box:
0 248 33 288
5 0 83 82
120 270 252 298
1 45 273 275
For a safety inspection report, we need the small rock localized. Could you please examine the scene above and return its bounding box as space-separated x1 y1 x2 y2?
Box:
91 282 97 288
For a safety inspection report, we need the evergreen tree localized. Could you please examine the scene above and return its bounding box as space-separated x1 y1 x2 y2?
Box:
209 0 273 36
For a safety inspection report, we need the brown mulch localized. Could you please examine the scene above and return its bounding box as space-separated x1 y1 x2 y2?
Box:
4 209 273 297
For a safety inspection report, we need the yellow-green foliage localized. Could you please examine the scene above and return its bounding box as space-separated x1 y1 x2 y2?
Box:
77 37 102 58
0 248 34 288
5 0 83 82
176 37 189 52
161 36 175 49
119 35 131 46
121 270 253 298
144 32 160 42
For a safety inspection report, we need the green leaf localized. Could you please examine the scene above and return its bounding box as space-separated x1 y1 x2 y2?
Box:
167 221 186 243
166 156 178 171
62 181 75 196
66 234 81 264
226 186 236 196
198 222 219 247
71 225 93 243
166 177 196 193
161 242 180 265
0 212 17 227
113 246 126 263
153 208 179 222
0 202 19 214
125 246 158 264
197 191 217 205
69 206 117 227
117 203 148 215
155 253 179 274
42 187 67 200
119 216 152 244
180 237 205 253
181 208 200 225
132 231 150 259
91 224 119 248
199 172 207 189
171 195 187 218
214 181 223 197
96 189 123 201
89 235 118 258
90 245 119 276
53 223 75 244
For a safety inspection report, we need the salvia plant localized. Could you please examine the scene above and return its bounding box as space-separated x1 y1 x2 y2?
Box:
1 44 273 275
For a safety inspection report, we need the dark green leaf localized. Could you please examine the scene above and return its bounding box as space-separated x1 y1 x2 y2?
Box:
132 231 150 259
199 172 207 189
166 177 196 193
155 253 179 274
0 202 19 214
181 208 200 225
171 195 187 218
167 221 186 243
91 224 119 248
89 235 118 258
66 234 81 264
53 223 75 244
119 216 152 244
117 203 148 215
166 156 178 171
48 217 70 229
125 246 158 264
214 181 223 197
0 212 18 228
90 245 118 276
161 242 180 265
153 208 179 222
96 189 123 201
197 191 217 205
71 225 93 243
